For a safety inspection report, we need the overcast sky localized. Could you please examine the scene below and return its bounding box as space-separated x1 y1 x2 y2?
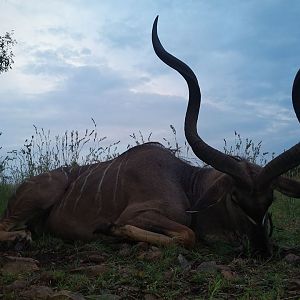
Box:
0 1 299 163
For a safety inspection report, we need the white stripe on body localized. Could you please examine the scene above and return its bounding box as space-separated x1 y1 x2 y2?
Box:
94 161 115 215
112 159 125 207
72 163 102 211
95 154 129 215
59 164 94 210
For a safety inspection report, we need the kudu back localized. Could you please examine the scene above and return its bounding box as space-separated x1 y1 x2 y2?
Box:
1 16 300 255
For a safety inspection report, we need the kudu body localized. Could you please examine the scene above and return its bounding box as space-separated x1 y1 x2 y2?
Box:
1 17 300 255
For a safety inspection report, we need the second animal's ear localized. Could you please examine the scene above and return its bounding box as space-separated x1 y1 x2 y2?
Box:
274 176 300 198
187 175 233 211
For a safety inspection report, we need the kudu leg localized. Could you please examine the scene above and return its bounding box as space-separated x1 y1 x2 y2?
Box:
0 221 31 242
112 213 195 248
110 225 175 246
0 170 69 243
0 210 37 243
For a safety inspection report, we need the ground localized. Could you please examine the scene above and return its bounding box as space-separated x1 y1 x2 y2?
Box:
0 236 299 299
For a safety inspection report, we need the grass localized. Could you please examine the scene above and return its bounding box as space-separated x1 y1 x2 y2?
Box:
271 193 300 246
0 126 299 299
0 184 13 213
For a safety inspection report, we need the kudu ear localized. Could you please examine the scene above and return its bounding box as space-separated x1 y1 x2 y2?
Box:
274 176 300 198
187 175 233 211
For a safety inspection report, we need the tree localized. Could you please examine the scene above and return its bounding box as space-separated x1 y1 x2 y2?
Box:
0 31 17 74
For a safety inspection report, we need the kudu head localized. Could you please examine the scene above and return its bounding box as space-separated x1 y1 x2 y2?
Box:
152 16 300 255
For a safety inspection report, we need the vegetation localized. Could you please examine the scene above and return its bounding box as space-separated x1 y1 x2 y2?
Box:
223 131 274 166
0 31 17 74
0 125 299 299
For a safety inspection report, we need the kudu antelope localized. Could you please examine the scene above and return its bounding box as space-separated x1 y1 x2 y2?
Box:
1 16 300 255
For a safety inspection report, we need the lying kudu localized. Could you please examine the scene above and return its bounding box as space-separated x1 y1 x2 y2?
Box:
1 16 300 255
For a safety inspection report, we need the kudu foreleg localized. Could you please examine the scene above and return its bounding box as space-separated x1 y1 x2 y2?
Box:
0 169 69 244
0 222 31 242
112 212 195 248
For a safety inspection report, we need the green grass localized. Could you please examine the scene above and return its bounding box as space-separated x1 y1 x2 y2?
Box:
271 193 300 246
0 184 13 213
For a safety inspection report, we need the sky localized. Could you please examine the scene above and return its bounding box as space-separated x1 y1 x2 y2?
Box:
0 0 299 164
